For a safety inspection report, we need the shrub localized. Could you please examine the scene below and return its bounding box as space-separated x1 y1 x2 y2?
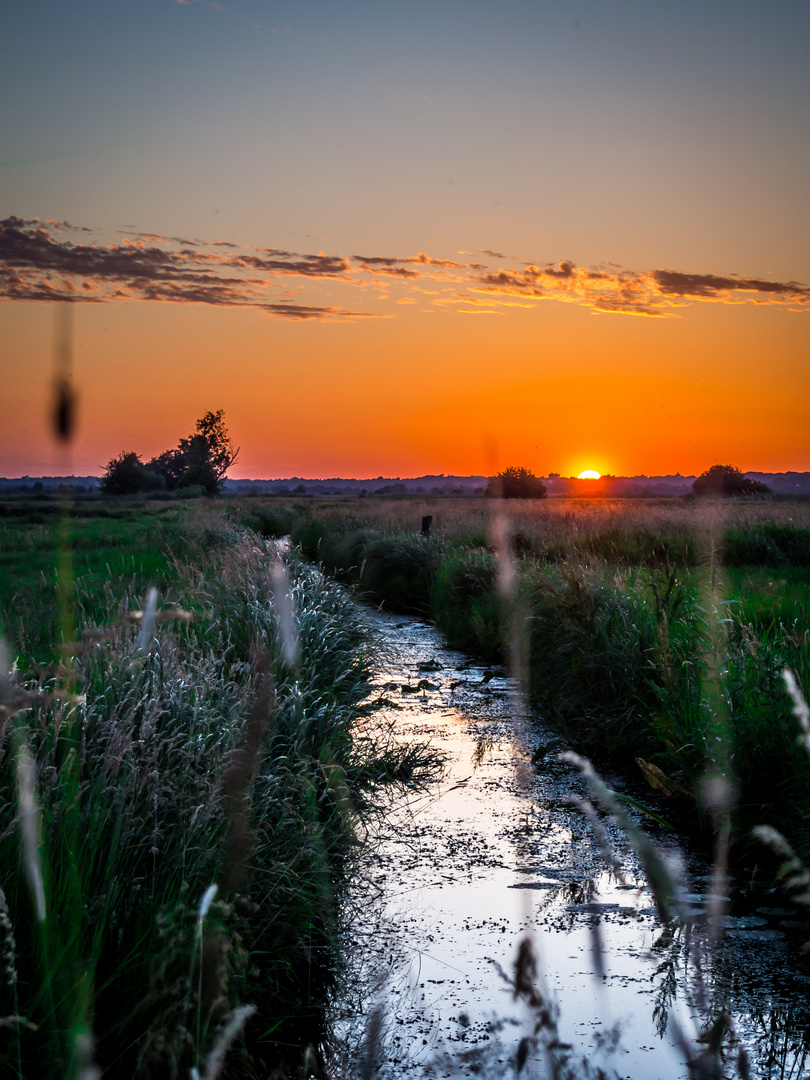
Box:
100 451 164 495
242 505 297 539
486 466 548 499
358 534 442 613
526 565 705 762
174 483 206 499
693 464 771 496
290 515 330 559
318 527 381 581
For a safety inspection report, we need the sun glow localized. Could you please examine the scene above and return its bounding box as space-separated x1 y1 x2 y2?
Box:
578 469 601 479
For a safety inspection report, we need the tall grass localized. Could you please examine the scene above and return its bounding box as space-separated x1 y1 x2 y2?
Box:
240 493 810 550
271 498 810 861
0 521 434 1079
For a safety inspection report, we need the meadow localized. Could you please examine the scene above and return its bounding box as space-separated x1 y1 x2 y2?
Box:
0 497 436 1079
242 493 810 863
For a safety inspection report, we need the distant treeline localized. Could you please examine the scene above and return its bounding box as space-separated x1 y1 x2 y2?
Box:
2 471 810 497
174 470 810 497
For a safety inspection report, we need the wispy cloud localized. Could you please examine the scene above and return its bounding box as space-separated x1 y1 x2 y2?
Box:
0 217 373 320
2 216 807 321
351 252 481 276
354 260 421 279
651 268 809 301
473 260 810 316
259 302 375 321
476 248 514 260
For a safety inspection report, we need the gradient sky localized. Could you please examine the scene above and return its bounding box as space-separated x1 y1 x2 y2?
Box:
2 0 809 478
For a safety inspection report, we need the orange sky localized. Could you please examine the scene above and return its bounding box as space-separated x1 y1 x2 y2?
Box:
2 281 807 478
2 2 809 478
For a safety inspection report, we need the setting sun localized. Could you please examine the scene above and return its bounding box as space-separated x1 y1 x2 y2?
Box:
577 469 602 480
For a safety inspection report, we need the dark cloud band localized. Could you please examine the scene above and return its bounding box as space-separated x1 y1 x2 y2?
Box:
0 216 374 321
2 216 806 320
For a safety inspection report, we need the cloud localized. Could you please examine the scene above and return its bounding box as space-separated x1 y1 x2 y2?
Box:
477 248 512 260
408 252 467 269
355 262 420 278
259 303 381 321
46 219 92 233
0 216 369 320
121 229 202 246
233 251 351 276
651 268 809 300
352 252 480 271
2 215 807 322
352 255 400 266
473 259 810 316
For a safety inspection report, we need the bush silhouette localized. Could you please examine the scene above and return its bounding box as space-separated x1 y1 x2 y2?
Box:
692 464 771 497
100 452 165 495
486 466 547 499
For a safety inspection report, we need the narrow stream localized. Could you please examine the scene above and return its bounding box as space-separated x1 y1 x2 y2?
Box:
329 612 810 1079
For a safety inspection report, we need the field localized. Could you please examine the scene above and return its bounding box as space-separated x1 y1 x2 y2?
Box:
2 490 810 1077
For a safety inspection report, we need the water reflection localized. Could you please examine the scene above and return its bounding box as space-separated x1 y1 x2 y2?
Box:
648 920 810 1078
329 613 810 1079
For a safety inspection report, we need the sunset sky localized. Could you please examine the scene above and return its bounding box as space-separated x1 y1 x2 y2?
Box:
2 0 809 479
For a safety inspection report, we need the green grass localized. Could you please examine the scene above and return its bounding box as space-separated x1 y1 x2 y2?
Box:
430 549 501 659
543 526 697 566
4 491 810 1075
726 521 810 567
724 565 810 627
0 504 440 1079
0 502 186 664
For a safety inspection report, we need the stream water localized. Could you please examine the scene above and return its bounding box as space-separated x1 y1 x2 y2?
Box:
328 612 810 1079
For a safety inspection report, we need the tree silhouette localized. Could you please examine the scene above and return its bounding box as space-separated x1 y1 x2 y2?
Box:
102 411 239 496
486 466 548 499
692 464 771 497
194 410 240 484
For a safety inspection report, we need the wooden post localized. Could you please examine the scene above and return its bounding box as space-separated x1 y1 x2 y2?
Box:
421 514 433 537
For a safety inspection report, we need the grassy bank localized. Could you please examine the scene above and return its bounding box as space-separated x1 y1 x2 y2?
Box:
0 504 431 1079
245 495 810 860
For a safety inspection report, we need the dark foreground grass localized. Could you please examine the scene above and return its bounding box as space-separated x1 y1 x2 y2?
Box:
270 498 810 862
0 509 438 1079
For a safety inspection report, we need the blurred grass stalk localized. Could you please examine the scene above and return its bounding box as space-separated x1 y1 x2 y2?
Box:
48 302 92 1075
